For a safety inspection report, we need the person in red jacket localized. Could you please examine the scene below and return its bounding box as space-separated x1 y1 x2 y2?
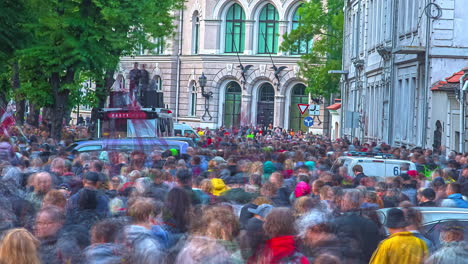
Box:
250 208 309 264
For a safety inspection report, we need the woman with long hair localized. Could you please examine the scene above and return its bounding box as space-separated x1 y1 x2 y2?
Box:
0 228 41 264
162 187 192 234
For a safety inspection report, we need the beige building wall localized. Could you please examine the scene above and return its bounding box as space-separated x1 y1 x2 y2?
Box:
119 0 328 134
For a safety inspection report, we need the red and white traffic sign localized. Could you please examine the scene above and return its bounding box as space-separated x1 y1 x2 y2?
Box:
297 104 309 115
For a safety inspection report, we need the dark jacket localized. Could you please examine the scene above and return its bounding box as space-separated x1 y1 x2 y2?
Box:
418 200 437 207
353 173 367 187
271 186 291 206
332 211 382 264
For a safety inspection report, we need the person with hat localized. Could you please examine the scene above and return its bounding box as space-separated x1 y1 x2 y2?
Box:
426 221 468 264
369 208 428 264
241 204 274 260
66 171 110 218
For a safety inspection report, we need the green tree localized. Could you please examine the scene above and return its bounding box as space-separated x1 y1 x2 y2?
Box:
281 0 344 97
18 0 183 140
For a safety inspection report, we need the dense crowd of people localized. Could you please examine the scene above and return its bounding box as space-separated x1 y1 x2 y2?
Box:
0 125 467 264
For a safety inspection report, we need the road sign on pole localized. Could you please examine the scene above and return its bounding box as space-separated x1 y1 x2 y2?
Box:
309 104 320 116
304 116 314 127
297 104 309 115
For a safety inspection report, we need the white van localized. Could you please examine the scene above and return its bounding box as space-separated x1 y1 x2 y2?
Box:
174 123 199 138
331 156 417 179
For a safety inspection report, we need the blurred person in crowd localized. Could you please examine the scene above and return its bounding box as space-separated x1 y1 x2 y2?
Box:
241 204 274 260
333 189 381 263
0 228 41 264
162 187 192 246
67 171 109 219
177 205 242 263
431 177 447 203
417 188 437 207
26 171 53 210
34 206 65 264
42 189 67 210
401 204 434 252
352 165 367 187
148 168 169 202
176 169 201 205
269 172 290 206
84 219 126 264
250 207 308 264
425 221 468 264
369 208 428 264
120 170 141 193
125 198 164 264
440 182 468 208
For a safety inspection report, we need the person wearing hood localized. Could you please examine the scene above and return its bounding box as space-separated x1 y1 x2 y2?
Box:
211 177 229 196
84 219 126 264
125 198 164 264
262 161 276 183
250 207 308 264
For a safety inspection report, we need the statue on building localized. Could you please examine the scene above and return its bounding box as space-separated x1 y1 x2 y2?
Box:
109 73 127 108
129 62 141 102
138 64 150 105
145 75 164 108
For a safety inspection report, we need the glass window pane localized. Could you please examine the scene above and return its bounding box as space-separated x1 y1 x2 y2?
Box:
225 4 245 53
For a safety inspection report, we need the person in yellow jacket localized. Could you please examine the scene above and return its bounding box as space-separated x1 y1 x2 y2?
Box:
370 208 428 264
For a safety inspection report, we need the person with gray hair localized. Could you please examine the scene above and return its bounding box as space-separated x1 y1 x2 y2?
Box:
425 221 468 264
331 189 382 263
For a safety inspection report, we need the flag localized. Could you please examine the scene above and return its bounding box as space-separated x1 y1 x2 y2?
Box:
0 106 15 136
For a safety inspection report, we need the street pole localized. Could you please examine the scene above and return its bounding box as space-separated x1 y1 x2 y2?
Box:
459 69 468 152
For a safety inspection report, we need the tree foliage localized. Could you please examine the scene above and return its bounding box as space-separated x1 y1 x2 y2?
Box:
281 0 344 98
0 0 184 139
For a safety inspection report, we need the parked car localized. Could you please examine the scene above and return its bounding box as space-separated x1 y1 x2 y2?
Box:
377 207 468 249
331 156 416 180
174 123 199 138
163 137 197 147
66 138 189 154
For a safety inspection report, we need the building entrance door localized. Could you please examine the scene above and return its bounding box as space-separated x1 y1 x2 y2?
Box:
257 83 275 128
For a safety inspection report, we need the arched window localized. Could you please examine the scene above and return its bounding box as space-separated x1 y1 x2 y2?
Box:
258 4 279 54
223 81 242 128
192 13 200 54
225 4 246 53
189 83 197 116
289 84 308 131
257 83 275 128
291 6 313 55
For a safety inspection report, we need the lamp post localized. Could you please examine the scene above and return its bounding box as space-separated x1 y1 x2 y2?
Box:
199 72 213 120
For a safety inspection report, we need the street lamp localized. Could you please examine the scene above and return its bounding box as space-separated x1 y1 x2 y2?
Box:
199 72 213 120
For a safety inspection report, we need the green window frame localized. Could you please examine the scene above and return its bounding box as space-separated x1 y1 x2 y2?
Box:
223 82 242 128
258 4 279 54
291 6 313 55
225 4 246 53
194 16 200 54
190 84 197 116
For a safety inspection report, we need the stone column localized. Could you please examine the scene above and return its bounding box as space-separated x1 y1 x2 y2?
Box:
244 20 255 55
241 93 252 126
277 21 289 55
274 94 286 127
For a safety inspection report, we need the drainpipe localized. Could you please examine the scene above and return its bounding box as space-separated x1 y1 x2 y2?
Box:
459 70 468 152
175 8 184 123
421 0 432 148
388 0 399 145
340 4 348 138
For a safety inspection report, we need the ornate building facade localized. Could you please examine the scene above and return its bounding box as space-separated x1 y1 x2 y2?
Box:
118 0 329 134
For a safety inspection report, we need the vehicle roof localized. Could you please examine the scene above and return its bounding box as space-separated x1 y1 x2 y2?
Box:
378 207 468 213
338 156 413 163
69 138 189 147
